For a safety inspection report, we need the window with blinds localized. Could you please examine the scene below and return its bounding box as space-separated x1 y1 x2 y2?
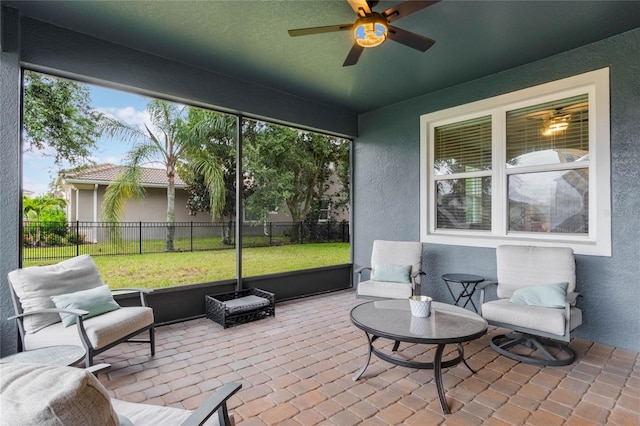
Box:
506 94 589 234
434 116 492 175
506 94 589 168
420 68 610 256
433 116 492 230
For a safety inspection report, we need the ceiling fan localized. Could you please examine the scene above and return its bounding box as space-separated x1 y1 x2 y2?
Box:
288 0 440 66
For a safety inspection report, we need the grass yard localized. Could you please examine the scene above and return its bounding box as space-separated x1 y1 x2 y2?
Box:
34 243 350 289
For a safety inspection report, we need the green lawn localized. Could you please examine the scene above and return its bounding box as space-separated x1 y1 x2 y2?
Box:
25 243 350 289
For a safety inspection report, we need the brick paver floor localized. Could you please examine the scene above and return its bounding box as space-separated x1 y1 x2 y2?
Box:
98 290 640 425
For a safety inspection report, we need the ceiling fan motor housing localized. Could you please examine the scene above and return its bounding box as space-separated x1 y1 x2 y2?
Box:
354 13 388 48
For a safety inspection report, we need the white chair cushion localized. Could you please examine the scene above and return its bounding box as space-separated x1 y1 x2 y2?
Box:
357 280 413 299
496 246 576 298
371 240 422 278
0 363 118 426
8 255 106 333
111 399 232 426
24 306 153 350
482 299 582 336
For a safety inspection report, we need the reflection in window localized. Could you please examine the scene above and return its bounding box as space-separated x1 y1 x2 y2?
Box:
506 94 589 168
436 177 491 230
508 169 588 234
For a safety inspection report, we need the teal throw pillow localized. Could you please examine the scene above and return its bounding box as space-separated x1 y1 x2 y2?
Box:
509 282 568 308
371 264 412 283
51 285 120 327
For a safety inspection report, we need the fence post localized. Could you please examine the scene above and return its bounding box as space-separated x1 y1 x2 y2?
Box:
190 221 193 252
299 222 303 244
327 221 331 242
76 221 79 257
269 222 272 246
139 221 142 255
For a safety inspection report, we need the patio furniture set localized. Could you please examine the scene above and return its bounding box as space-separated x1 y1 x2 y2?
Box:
2 241 582 421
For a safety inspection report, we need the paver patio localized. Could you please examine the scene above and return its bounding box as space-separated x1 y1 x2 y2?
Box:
97 290 639 425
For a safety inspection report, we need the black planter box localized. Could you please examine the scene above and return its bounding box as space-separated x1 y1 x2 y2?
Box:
205 288 275 328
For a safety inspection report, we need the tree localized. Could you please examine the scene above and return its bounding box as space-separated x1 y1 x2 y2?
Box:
99 100 225 251
243 120 349 241
23 71 103 166
179 110 238 245
23 194 67 246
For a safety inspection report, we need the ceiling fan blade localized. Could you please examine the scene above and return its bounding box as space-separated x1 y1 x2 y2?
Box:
387 25 435 51
288 24 353 37
347 0 371 17
383 0 440 23
343 44 365 66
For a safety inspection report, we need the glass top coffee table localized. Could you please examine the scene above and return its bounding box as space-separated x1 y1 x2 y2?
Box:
350 299 488 414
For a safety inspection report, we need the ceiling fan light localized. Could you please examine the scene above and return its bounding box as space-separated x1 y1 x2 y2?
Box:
354 16 388 48
542 114 571 136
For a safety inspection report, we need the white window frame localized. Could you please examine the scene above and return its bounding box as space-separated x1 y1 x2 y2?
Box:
420 68 611 256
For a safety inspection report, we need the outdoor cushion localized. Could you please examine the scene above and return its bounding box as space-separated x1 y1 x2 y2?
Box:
482 298 582 336
509 282 568 308
24 306 153 351
356 280 414 300
224 295 270 314
8 255 105 333
51 285 121 327
496 246 576 298
0 363 119 426
371 264 412 283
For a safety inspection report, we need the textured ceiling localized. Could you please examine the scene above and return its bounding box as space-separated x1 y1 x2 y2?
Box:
8 0 640 113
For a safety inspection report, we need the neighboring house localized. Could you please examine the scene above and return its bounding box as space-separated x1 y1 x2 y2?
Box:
60 163 348 225
59 164 213 224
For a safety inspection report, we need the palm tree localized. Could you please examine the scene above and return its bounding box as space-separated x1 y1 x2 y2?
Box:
100 100 226 251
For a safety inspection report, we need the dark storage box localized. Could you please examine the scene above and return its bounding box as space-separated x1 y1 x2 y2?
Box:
205 288 275 328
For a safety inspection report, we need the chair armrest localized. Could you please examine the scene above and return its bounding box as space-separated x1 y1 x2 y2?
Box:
111 288 153 307
86 363 111 376
477 281 497 315
355 266 372 284
565 292 581 306
476 280 497 290
181 382 242 426
412 270 426 281
7 307 89 321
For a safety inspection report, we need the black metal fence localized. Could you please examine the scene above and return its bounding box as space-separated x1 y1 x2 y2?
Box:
23 220 350 262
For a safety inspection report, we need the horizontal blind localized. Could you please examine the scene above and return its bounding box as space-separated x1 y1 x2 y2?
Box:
506 94 589 167
434 115 492 175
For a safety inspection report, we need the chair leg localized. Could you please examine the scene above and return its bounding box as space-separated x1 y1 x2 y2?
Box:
149 327 155 356
490 332 575 366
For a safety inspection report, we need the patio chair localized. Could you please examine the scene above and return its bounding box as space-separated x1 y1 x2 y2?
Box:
7 254 154 367
0 362 241 426
479 245 582 366
356 240 425 299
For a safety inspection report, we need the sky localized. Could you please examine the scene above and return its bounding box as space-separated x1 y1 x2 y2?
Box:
22 83 152 195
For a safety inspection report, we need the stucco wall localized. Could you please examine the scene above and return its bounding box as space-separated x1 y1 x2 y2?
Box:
0 6 21 356
354 28 640 351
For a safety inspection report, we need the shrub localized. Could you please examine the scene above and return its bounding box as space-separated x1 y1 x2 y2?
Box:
44 233 64 246
66 232 86 245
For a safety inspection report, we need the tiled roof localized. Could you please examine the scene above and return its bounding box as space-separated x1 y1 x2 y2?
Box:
63 164 185 187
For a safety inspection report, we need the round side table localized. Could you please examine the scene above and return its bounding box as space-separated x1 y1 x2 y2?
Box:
442 273 484 312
